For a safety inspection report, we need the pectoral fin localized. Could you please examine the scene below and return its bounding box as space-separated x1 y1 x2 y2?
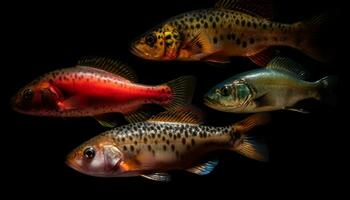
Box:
141 173 171 182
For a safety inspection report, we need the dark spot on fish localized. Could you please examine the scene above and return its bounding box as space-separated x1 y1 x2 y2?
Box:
204 22 208 28
263 24 267 29
171 144 175 151
134 141 138 145
189 18 194 22
163 145 167 151
175 151 180 158
235 19 239 25
227 34 231 40
247 21 251 27
209 16 213 22
122 138 125 142
166 140 170 145
215 16 219 22
130 145 134 152
241 20 245 26
123 146 127 151
196 24 200 28
213 37 218 44
191 25 194 29
253 22 257 28
231 33 236 40
236 38 241 45
162 136 166 141
212 22 216 28
152 150 155 156
250 38 255 44
144 138 148 143
182 138 186 145
148 145 152 151
242 41 247 48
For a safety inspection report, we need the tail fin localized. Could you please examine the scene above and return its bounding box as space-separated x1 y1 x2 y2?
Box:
315 76 338 106
293 14 333 63
162 76 196 111
232 113 270 162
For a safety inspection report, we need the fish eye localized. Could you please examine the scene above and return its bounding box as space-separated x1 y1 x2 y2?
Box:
145 33 157 46
22 89 33 101
220 86 231 96
83 147 95 159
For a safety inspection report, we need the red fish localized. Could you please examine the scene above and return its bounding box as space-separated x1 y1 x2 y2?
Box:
11 57 196 127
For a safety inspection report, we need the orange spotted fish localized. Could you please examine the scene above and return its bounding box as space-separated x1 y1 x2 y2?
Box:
66 109 269 181
11 57 196 127
130 0 328 66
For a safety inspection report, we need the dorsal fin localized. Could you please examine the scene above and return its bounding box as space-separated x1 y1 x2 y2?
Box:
147 108 204 124
77 57 137 82
214 0 274 19
266 57 309 80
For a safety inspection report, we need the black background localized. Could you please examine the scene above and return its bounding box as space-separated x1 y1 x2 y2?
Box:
2 0 345 198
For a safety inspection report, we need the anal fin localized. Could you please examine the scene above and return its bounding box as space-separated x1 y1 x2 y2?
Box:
125 110 152 124
186 160 219 175
248 48 276 67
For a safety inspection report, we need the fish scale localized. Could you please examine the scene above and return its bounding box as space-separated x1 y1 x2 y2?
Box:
110 122 233 160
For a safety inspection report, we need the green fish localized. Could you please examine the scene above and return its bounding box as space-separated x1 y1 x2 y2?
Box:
130 0 329 66
204 57 337 113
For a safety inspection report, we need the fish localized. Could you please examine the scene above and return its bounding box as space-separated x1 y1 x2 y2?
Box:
11 57 196 127
66 109 269 181
204 57 337 113
130 0 329 66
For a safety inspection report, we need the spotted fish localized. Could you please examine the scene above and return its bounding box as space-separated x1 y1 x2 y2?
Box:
66 109 269 181
130 0 329 66
204 57 337 113
11 57 196 127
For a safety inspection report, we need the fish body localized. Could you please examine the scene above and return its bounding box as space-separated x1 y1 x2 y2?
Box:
204 57 337 113
11 57 195 125
131 0 327 66
66 109 269 181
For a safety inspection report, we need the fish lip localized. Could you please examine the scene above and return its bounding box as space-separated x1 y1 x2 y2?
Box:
130 46 146 58
65 158 82 172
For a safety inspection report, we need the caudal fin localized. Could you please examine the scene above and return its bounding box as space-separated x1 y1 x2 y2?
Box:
231 113 270 162
315 75 338 106
293 14 334 63
162 76 196 111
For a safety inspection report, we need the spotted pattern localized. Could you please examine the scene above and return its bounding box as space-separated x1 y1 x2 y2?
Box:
156 8 294 56
108 122 237 161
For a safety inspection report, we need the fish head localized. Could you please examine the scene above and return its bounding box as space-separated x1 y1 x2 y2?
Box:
66 135 124 177
11 79 64 115
130 23 183 61
204 78 253 112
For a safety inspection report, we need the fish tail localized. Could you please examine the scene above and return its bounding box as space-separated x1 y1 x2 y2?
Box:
293 13 334 62
230 113 270 162
162 76 196 110
315 76 338 106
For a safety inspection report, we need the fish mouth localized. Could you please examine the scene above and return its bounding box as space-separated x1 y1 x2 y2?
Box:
130 46 147 58
65 158 82 173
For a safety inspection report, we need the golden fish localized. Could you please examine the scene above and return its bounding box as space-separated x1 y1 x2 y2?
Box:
131 0 329 66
